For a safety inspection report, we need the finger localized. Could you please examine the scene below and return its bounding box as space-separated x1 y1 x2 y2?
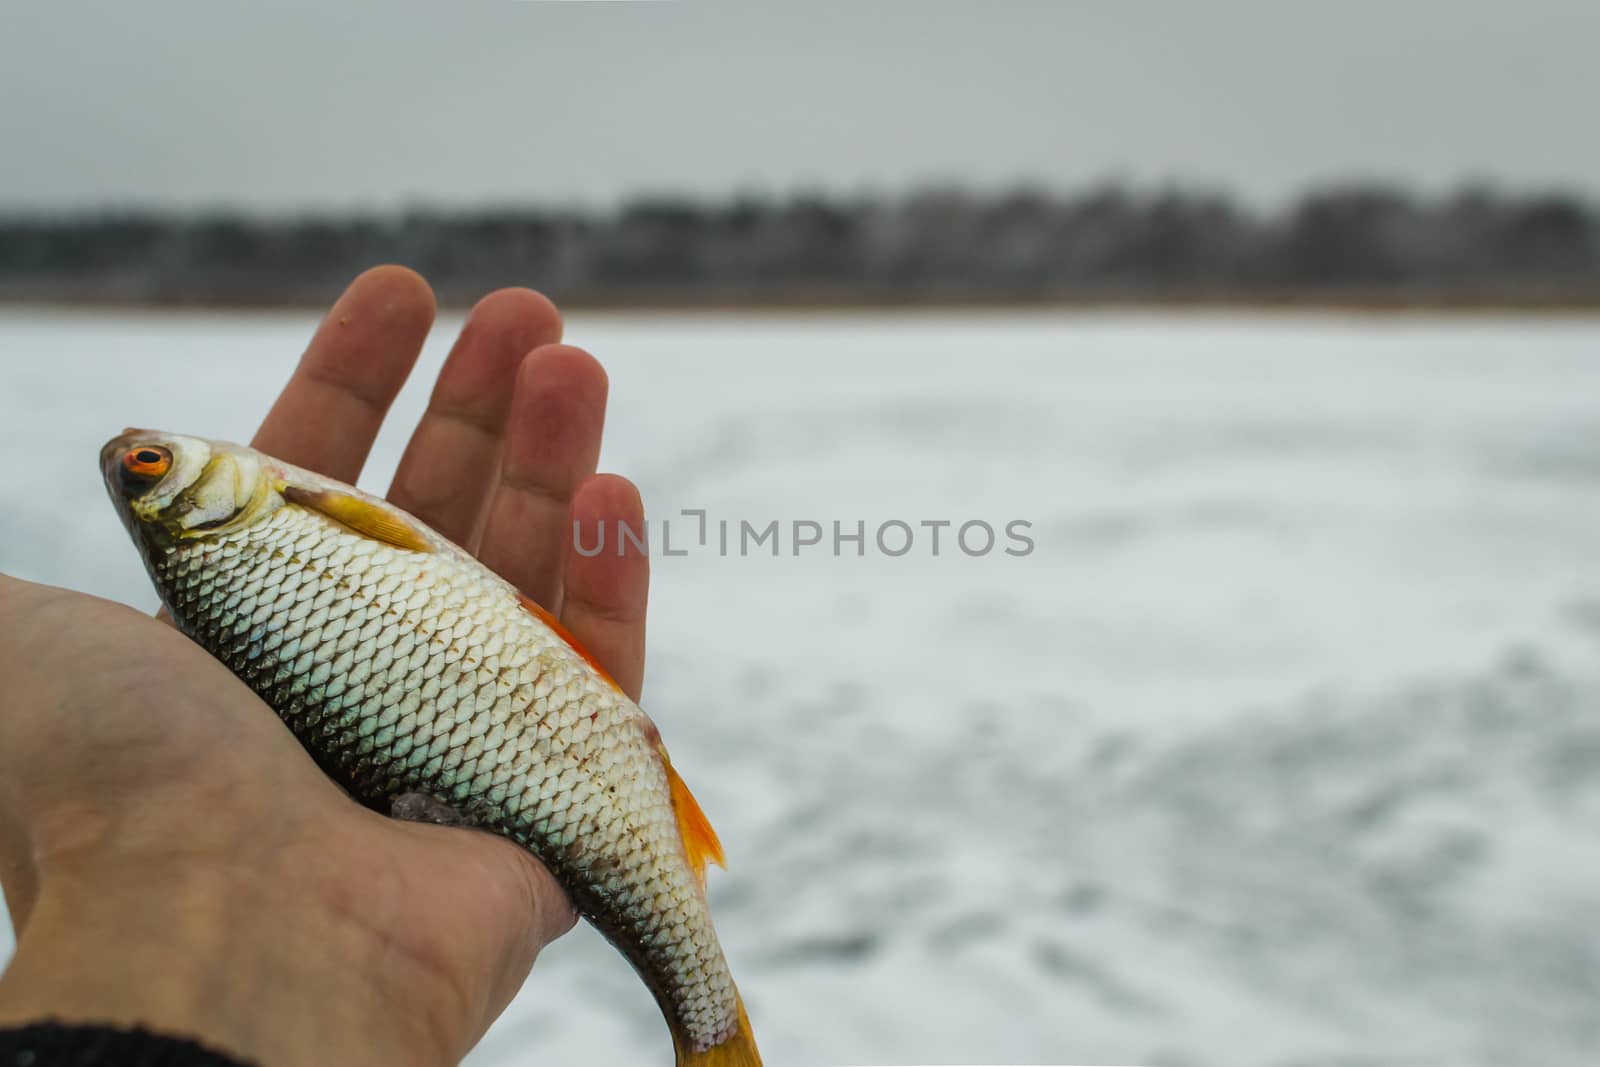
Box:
386 288 562 547
560 475 649 702
476 346 608 614
252 265 436 482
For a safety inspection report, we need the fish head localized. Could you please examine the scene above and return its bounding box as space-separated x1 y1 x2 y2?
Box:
101 429 279 544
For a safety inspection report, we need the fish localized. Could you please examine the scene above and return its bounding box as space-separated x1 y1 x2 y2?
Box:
100 429 761 1067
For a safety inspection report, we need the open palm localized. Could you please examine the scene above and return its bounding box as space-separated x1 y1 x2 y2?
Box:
0 267 649 1065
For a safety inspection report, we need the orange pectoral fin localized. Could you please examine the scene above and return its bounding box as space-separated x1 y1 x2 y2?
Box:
660 746 725 884
283 485 434 553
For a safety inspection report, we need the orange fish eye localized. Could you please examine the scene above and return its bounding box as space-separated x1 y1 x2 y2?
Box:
121 445 172 481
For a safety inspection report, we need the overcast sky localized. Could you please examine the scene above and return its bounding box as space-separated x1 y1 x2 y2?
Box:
2 1 1593 212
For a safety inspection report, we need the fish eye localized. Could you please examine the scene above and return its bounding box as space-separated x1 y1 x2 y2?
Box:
120 445 173 486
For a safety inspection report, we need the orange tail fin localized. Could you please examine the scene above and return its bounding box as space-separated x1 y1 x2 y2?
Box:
673 994 762 1067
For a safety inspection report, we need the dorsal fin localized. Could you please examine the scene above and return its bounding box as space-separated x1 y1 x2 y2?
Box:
659 746 726 885
516 592 623 693
283 485 433 553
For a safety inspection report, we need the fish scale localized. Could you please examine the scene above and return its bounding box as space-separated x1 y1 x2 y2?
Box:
138 488 741 1052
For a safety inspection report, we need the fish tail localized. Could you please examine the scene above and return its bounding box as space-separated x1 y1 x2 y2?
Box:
673 993 762 1067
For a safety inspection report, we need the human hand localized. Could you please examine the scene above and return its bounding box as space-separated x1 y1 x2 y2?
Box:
0 267 650 1066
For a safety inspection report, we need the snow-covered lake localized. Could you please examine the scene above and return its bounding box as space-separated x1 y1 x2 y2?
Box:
3 307 1599 1066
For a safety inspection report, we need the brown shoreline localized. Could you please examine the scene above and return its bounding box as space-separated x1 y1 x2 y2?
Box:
5 288 1600 316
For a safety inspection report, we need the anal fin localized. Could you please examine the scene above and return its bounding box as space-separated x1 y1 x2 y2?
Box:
660 747 725 884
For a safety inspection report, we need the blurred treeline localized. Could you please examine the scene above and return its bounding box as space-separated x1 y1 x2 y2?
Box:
2 184 1597 308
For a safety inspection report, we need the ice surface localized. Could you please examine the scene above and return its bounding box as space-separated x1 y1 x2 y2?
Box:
2 308 1599 1065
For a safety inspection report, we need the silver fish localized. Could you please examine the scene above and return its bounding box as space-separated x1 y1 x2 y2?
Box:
101 430 761 1067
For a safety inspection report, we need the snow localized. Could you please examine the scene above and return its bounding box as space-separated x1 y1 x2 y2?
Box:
3 307 1600 1065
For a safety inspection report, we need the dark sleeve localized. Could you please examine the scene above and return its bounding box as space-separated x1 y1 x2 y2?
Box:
0 1022 253 1066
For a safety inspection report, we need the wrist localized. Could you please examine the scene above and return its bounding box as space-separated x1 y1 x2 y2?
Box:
0 840 460 1067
